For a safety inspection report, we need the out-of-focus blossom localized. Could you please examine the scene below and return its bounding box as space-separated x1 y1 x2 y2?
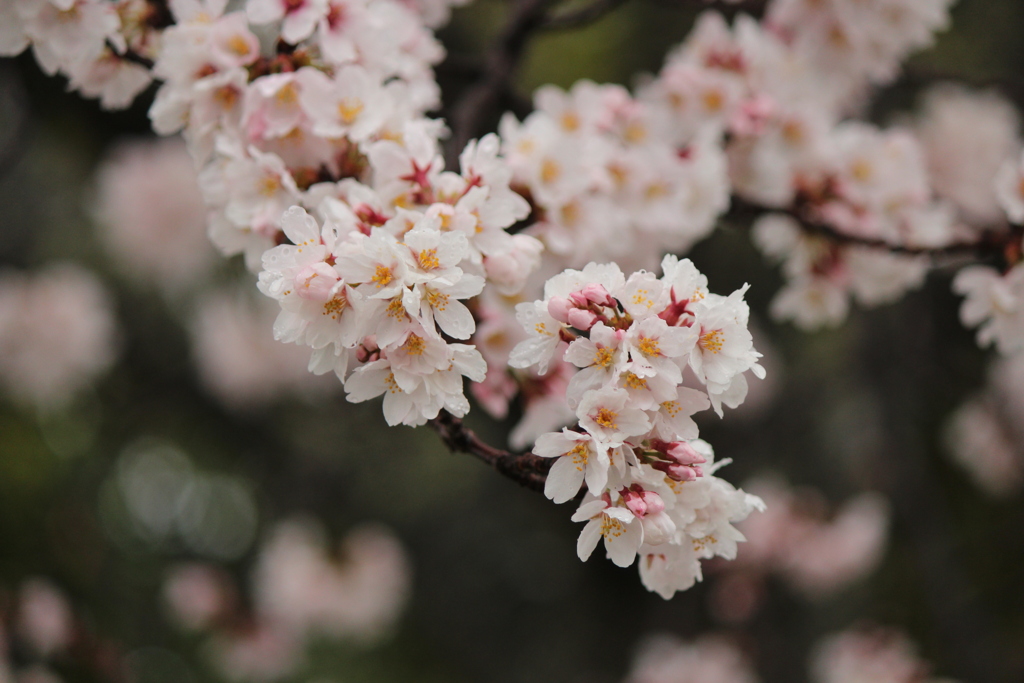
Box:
623 633 759 683
809 627 950 683
0 264 118 410
163 564 233 631
91 137 216 293
16 580 73 658
731 478 889 599
913 84 1020 226
253 519 410 643
953 263 1024 355
165 518 412 682
190 290 336 409
943 352 1024 497
209 624 303 683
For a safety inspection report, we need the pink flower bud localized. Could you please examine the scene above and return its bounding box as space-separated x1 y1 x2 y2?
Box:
295 262 340 302
547 296 573 323
568 290 590 307
641 490 665 516
652 460 702 482
580 283 615 307
567 308 598 330
650 439 706 466
621 486 648 518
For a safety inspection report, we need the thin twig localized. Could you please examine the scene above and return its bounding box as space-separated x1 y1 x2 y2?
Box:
540 0 630 31
727 198 1020 264
427 410 551 492
446 0 553 168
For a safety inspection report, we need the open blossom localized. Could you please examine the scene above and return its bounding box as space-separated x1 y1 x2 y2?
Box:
914 84 1021 225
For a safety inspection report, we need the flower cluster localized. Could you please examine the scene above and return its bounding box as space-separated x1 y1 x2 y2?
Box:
256 128 535 426
0 0 155 108
164 519 410 681
499 78 729 270
510 258 765 597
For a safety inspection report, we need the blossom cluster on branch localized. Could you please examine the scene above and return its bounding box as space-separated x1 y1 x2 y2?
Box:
6 0 1024 603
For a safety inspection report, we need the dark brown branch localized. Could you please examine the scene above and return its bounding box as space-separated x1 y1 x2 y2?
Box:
427 410 551 492
727 197 1022 265
540 0 630 31
446 0 553 169
106 40 156 70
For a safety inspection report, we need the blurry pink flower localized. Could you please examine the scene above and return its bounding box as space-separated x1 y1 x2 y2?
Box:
734 478 889 598
91 137 215 293
0 263 118 410
190 290 336 409
163 563 233 631
17 579 74 658
624 634 759 683
809 627 939 683
253 518 411 643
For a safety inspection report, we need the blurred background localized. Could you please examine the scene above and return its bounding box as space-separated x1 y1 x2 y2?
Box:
2 0 1024 681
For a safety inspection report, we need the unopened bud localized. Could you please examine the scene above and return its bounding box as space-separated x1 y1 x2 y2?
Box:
567 308 598 330
547 296 573 324
580 283 616 307
650 439 706 466
621 486 648 518
652 460 702 482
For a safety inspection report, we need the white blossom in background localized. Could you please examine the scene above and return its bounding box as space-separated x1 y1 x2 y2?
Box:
0 264 118 410
810 627 954 683
92 136 216 294
995 150 1024 225
731 478 890 599
943 353 1024 497
16 580 74 659
191 289 336 409
511 258 765 597
163 564 234 632
914 84 1021 226
623 633 759 683
753 214 928 330
164 518 411 682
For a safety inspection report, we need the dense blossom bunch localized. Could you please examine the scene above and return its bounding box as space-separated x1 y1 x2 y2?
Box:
498 78 729 270
510 258 765 597
9 0 1023 611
